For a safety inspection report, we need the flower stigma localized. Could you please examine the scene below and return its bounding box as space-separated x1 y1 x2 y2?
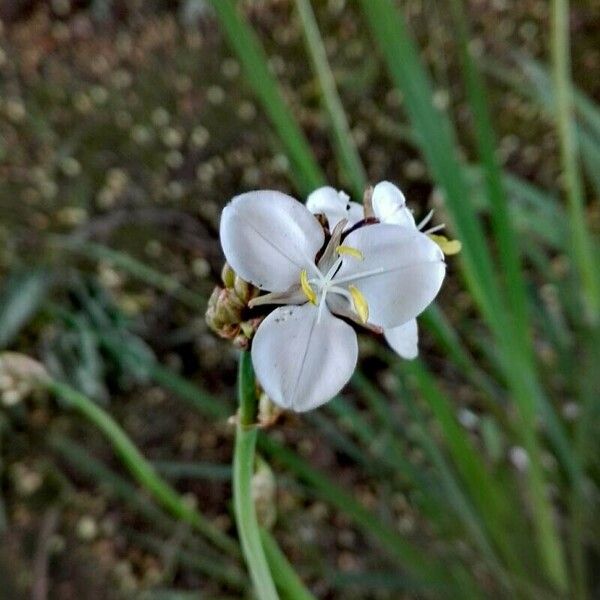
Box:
298 243 375 325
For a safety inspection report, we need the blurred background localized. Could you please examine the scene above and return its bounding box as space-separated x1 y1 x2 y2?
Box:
0 0 599 598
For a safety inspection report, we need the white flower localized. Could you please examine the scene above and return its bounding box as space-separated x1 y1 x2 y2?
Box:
220 190 445 411
305 180 453 360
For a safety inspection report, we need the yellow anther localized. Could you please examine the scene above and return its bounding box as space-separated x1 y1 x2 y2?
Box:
348 285 369 323
336 245 364 260
300 269 317 305
429 234 462 256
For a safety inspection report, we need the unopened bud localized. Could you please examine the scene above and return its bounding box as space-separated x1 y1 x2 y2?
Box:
206 264 262 348
234 274 258 303
221 262 236 289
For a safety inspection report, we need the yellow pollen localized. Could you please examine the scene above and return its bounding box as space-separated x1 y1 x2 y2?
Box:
429 234 462 256
336 245 364 260
348 285 369 323
300 269 317 305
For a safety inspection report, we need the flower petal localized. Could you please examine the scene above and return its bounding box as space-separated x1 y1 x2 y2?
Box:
252 304 358 412
336 223 445 328
372 181 415 228
384 319 419 359
220 191 324 292
306 186 363 230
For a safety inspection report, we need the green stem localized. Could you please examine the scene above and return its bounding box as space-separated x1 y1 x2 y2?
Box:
260 529 317 600
551 0 600 322
233 352 279 599
44 378 239 557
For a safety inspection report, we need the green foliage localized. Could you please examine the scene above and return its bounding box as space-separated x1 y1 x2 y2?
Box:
2 1 600 598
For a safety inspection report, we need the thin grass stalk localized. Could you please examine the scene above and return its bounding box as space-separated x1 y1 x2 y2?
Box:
551 0 600 322
295 0 367 198
448 0 530 355
209 0 325 196
400 360 526 576
358 1 569 587
233 352 279 599
257 433 470 594
44 378 239 557
50 435 248 591
57 239 207 311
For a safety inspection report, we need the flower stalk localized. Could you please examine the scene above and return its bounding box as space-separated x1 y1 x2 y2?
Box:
233 352 279 599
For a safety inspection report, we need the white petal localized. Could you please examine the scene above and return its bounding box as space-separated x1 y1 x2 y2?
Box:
372 181 415 228
347 201 364 226
336 223 445 328
384 319 419 359
252 304 358 412
306 186 362 230
220 191 324 292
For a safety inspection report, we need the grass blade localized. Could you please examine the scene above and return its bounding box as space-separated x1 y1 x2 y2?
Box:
209 0 325 195
550 0 600 321
448 0 529 345
257 433 466 594
44 378 239 557
295 0 367 197
359 1 569 587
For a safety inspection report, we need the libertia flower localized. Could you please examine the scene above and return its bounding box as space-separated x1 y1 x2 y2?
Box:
219 188 446 411
307 181 460 359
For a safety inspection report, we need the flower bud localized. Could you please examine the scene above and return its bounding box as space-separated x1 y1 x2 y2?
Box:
233 274 258 303
205 264 262 348
221 262 236 289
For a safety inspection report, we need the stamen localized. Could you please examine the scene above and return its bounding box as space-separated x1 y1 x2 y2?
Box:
334 267 385 285
336 245 364 261
348 285 369 323
300 269 317 304
423 223 445 235
417 209 435 230
429 234 462 256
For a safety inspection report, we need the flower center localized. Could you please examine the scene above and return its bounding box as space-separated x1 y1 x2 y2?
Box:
300 245 371 324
